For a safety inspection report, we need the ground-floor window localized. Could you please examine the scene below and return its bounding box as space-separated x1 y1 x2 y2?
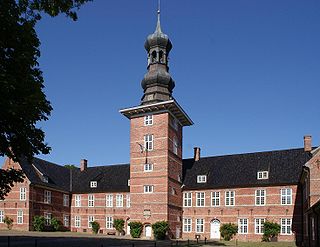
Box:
183 218 192 233
255 218 265 234
280 218 292 235
196 218 204 233
106 216 113 229
75 215 81 228
64 215 69 227
17 210 23 224
238 218 248 234
44 212 51 226
88 216 94 228
0 211 4 223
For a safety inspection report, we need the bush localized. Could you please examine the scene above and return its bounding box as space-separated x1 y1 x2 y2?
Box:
51 217 63 231
113 218 125 235
91 221 100 234
152 221 169 240
262 221 280 242
128 221 143 238
32 216 45 231
4 216 13 230
220 223 238 241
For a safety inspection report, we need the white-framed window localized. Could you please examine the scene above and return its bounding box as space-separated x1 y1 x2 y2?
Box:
183 192 192 207
197 175 207 183
255 189 266 206
196 192 205 207
281 188 292 205
44 190 51 204
128 179 131 186
144 115 153 126
75 215 81 228
183 218 192 233
225 191 235 206
144 134 154 151
63 215 69 227
196 218 204 233
17 210 23 224
173 137 178 155
20 187 26 201
88 216 94 228
211 191 220 207
0 211 4 223
106 194 113 207
144 163 153 172
255 218 265 234
281 218 292 235
106 216 113 229
116 194 123 207
238 218 248 234
90 181 97 188
75 195 81 207
43 175 49 183
44 212 52 226
144 185 154 193
257 171 269 180
88 194 94 207
126 194 131 208
63 194 69 207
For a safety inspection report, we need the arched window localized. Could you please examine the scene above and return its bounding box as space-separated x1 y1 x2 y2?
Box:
159 50 164 63
151 51 157 63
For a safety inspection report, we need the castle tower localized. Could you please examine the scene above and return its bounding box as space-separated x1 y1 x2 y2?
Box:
120 8 193 239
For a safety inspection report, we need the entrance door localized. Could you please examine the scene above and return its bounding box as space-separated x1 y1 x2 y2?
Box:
145 225 152 238
210 220 220 239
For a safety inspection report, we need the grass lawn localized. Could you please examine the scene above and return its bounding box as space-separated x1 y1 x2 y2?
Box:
175 240 296 247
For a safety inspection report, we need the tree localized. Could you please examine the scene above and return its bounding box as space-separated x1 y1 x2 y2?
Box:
64 164 77 169
220 223 238 241
4 216 13 230
91 221 100 234
32 216 46 232
152 221 169 240
113 218 125 235
262 221 281 242
0 168 25 200
0 0 90 199
128 221 143 238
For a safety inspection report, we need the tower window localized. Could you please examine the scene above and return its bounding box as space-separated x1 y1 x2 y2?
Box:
159 50 164 63
144 163 153 172
144 134 154 151
144 185 154 193
144 115 153 126
151 50 157 63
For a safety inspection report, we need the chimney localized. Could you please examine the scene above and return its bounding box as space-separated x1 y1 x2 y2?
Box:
80 159 87 171
194 147 201 161
304 135 312 152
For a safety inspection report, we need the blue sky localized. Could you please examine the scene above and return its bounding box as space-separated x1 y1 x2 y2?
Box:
2 0 320 167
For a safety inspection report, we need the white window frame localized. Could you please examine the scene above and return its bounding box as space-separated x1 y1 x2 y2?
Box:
183 192 192 207
281 218 292 235
126 194 131 208
17 210 23 224
196 192 205 207
63 194 69 207
144 115 153 126
0 211 4 223
183 218 192 233
257 171 269 180
88 194 94 207
75 215 81 228
225 191 235 206
44 190 51 204
281 188 292 205
173 137 178 155
116 194 123 207
255 189 266 206
75 195 81 207
106 216 113 229
44 212 52 226
211 191 220 207
196 218 204 233
90 181 97 188
63 215 69 227
238 218 248 234
197 175 207 183
255 218 265 234
88 216 94 228
144 134 154 151
20 187 26 201
144 163 153 172
106 194 113 207
144 185 154 194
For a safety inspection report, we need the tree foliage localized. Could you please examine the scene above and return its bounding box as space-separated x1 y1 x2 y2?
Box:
0 168 25 200
113 218 125 234
262 221 281 242
91 221 100 234
64 164 77 169
128 221 143 238
51 217 63 231
152 221 169 240
32 216 46 231
4 216 13 230
220 223 238 241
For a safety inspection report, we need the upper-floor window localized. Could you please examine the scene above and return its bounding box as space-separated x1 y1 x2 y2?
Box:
106 216 113 229
255 189 266 206
126 194 131 208
44 190 51 204
88 194 94 207
17 210 23 224
255 218 265 234
197 175 207 183
238 218 248 234
144 115 153 126
257 171 269 180
196 192 205 207
183 192 192 207
144 185 154 193
211 192 220 207
183 218 192 233
144 163 153 172
116 194 123 207
173 137 178 155
0 211 4 223
106 194 113 207
281 188 292 205
75 215 81 228
75 195 81 207
225 191 235 206
144 134 154 151
20 187 26 201
90 181 97 188
63 194 69 207
281 218 292 235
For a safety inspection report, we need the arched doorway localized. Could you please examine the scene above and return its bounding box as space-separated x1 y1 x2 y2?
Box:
210 219 220 239
145 224 152 238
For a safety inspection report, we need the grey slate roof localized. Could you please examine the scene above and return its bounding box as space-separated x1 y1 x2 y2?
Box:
19 148 311 193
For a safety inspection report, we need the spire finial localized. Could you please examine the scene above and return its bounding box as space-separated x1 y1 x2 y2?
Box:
156 0 162 33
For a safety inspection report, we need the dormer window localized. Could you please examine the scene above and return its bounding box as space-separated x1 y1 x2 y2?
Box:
42 175 49 183
90 181 97 188
144 115 153 126
197 175 207 183
257 171 269 180
128 179 131 186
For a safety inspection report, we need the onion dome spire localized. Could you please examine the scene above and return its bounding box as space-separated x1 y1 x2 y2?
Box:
141 4 175 105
